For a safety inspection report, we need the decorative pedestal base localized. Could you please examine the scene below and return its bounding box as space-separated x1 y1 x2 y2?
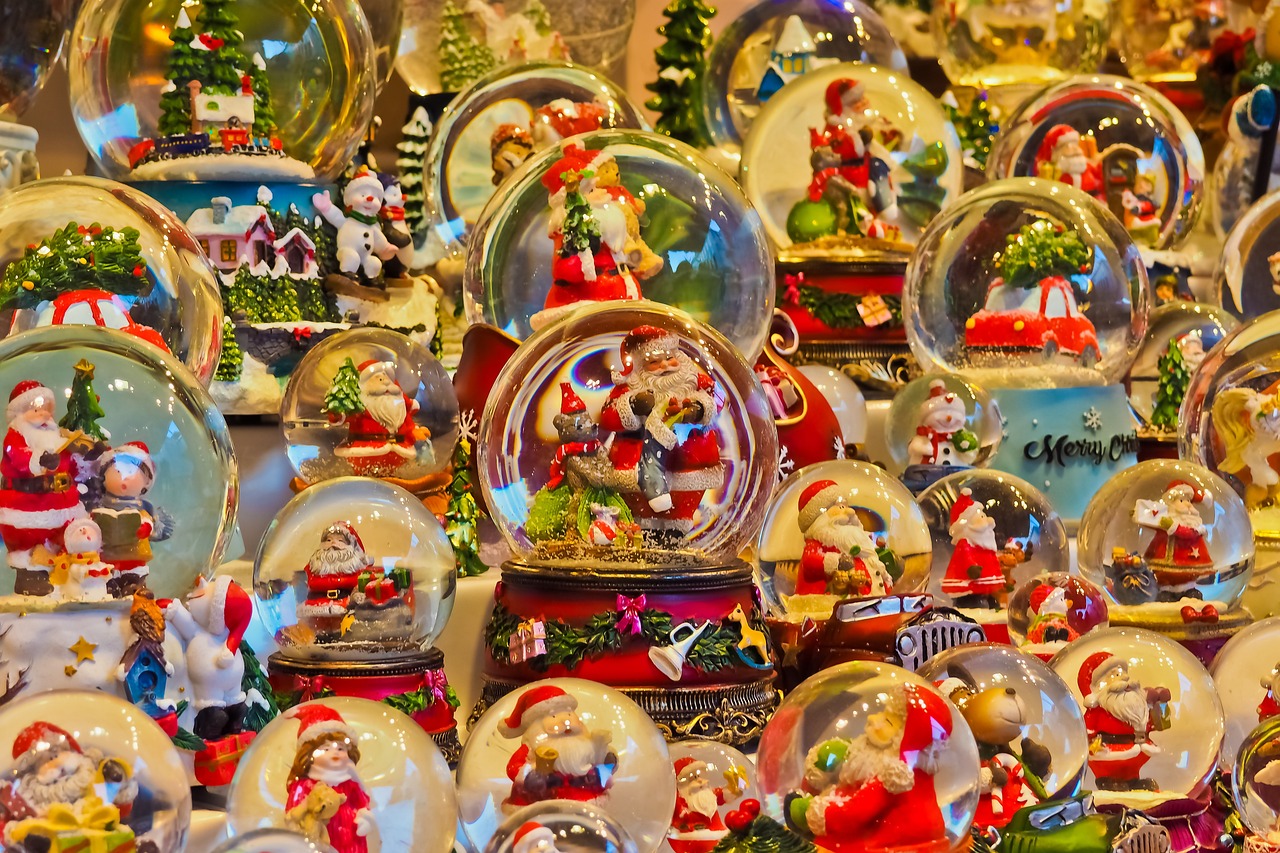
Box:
268 647 461 763
1108 604 1251 667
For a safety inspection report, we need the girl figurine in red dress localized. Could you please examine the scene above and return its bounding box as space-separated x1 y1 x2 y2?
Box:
284 705 375 853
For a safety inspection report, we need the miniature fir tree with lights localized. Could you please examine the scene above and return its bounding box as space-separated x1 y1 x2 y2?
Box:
444 410 488 577
943 91 997 170
215 317 243 382
193 0 249 95
60 360 108 441
711 802 815 853
324 357 364 417
158 8 200 136
397 107 433 239
439 0 498 92
646 0 716 147
997 221 1091 288
0 222 147 310
560 178 601 257
1151 337 1190 431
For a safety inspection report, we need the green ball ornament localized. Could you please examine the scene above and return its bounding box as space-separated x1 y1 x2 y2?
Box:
813 739 848 772
787 198 837 244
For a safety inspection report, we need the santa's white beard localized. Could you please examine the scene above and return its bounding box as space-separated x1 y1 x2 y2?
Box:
529 730 606 777
952 514 998 551
622 355 702 399
17 756 94 809
808 512 876 555
14 416 65 458
1059 152 1088 175
309 543 368 577
836 734 915 794
683 785 720 817
1097 680 1151 732
363 387 408 433
1167 507 1206 535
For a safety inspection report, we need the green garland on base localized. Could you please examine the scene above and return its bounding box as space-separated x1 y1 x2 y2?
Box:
781 281 902 330
384 682 461 715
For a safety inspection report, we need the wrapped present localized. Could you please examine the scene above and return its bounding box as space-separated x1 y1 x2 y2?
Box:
857 294 894 327
389 565 413 591
194 730 255 787
364 576 398 605
509 619 546 664
754 366 799 419
6 796 137 853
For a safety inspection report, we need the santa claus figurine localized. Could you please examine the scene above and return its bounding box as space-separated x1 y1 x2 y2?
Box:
511 821 564 853
792 683 952 852
669 756 732 853
1079 652 1169 792
795 479 891 598
599 327 723 536
499 685 618 809
1035 125 1105 200
0 379 90 596
284 705 374 853
3 721 138 824
164 575 254 741
298 521 375 638
941 489 1007 607
532 99 610 147
331 360 428 478
1133 482 1213 590
1260 663 1280 722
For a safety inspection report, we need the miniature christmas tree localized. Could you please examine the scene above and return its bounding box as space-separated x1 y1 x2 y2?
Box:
247 53 276 136
560 182 601 256
396 107 433 238
996 221 1091 289
239 642 279 731
444 411 488 577
193 0 249 95
312 215 341 284
430 297 445 359
59 359 108 441
439 0 498 92
711 806 815 853
324 357 364 416
524 0 554 34
645 0 716 148
222 265 258 319
1151 337 1190 430
0 222 148 310
943 92 997 170
214 317 243 382
158 8 201 136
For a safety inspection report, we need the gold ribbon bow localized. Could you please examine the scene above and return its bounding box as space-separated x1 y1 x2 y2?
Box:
7 795 127 853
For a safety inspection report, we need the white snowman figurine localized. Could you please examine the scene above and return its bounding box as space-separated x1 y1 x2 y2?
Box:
50 518 114 602
313 167 398 282
907 380 979 468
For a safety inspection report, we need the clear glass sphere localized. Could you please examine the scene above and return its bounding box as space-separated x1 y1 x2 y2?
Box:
280 328 459 486
1116 0 1227 84
0 176 224 385
756 459 934 618
1215 188 1280 318
0 2 76 119
477 302 778 568
1211 616 1280 769
918 643 1089 817
988 75 1205 251
1007 572 1110 657
666 739 758 852
1049 626 1224 806
701 0 906 151
917 469 1070 608
425 60 647 254
253 477 456 661
487 802 636 853
904 177 1150 387
0 325 237 600
464 129 774 358
756 661 981 849
796 365 867 444
358 0 404 92
69 0 376 182
885 374 1003 482
1128 301 1237 436
457 677 674 853
0 690 191 852
1233 716 1280 841
738 62 963 255
226 696 457 852
933 0 1110 89
211 829 335 853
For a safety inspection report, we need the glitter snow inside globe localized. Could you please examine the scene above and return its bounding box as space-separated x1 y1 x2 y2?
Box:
489 802 636 853
464 130 774 358
885 374 1003 491
425 60 647 254
0 176 224 384
1051 626 1224 809
756 662 981 850
1007 572 1110 660
1232 716 1280 851
1129 301 1237 440
211 829 335 853
0 690 191 853
666 739 758 853
281 328 459 490
457 678 675 853
226 697 458 853
1215 189 1280 319
738 62 963 258
69 0 376 181
1212 616 1280 770
919 643 1089 829
477 302 777 569
701 0 906 155
987 75 1205 251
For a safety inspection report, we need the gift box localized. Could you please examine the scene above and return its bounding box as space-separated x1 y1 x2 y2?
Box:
194 730 255 787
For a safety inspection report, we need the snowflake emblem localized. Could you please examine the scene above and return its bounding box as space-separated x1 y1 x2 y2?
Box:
777 445 795 482
1083 407 1103 432
1260 61 1275 78
833 436 847 460
459 408 478 443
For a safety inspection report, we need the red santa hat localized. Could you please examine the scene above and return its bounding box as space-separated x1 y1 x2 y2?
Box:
1036 124 1081 166
949 488 982 526
919 379 961 417
1028 583 1069 616
200 575 252 654
900 683 952 761
540 143 598 194
12 721 81 762
616 325 680 379
824 78 865 116
499 685 578 737
560 382 587 415
286 703 355 743
535 99 608 140
6 380 53 421
674 756 709 784
357 358 397 384
1077 651 1125 708
513 822 557 853
99 441 155 482
798 479 844 533
323 520 366 554
1162 480 1206 504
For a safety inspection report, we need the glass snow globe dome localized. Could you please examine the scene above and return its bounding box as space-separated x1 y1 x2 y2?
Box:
1233 716 1280 848
488 802 637 853
253 477 456 662
69 0 376 182
476 301 778 569
0 176 223 385
464 128 774 359
1128 301 1236 438
0 2 76 120
904 178 1150 387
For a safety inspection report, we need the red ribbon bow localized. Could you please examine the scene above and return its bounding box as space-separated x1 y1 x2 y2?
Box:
615 594 646 635
297 675 326 701
198 33 226 50
783 273 804 307
1180 604 1219 624
292 327 313 344
423 669 449 704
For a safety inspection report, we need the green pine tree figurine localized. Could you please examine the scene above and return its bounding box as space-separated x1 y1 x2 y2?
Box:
0 222 148 310
193 0 248 95
711 807 816 853
214 317 243 382
646 0 716 148
239 641 280 732
560 183 601 257
997 221 1091 289
158 7 202 136
439 0 498 92
1151 337 1190 431
396 107 433 239
222 265 259 320
59 359 108 441
444 410 488 577
324 358 364 416
247 53 277 136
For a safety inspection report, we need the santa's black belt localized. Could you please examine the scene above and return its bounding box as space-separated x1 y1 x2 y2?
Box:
3 473 71 493
1098 733 1139 745
347 433 397 442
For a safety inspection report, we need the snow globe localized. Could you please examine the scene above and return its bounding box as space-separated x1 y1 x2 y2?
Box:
424 60 647 258
253 477 460 759
1115 0 1227 86
0 175 224 384
1129 301 1237 441
1232 716 1280 853
464 129 773 358
904 177 1149 522
1050 627 1224 819
457 677 674 853
281 328 459 493
916 469 1070 640
666 740 758 853
884 374 1003 492
796 365 868 449
489 802 637 853
1007 572 1110 661
0 4 76 196
475 303 778 741
755 661 981 851
700 0 906 160
212 829 335 853
1216 188 1280 319
226 696 457 853
1212 617 1280 773
0 690 191 853
919 643 1088 832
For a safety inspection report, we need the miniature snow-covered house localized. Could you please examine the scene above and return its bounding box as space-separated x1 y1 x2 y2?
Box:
273 227 318 278
186 197 275 271
757 15 834 102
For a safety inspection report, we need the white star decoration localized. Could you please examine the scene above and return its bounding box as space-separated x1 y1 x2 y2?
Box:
1083 407 1103 432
